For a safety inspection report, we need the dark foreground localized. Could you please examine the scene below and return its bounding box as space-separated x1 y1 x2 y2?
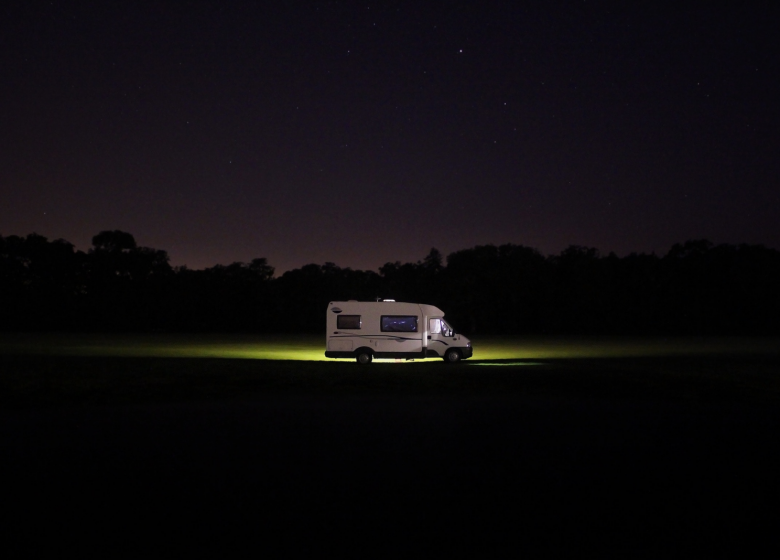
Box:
2 355 780 557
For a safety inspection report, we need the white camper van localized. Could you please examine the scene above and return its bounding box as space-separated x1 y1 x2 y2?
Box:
324 300 473 364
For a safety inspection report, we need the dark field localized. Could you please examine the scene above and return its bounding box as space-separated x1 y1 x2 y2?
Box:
2 337 780 556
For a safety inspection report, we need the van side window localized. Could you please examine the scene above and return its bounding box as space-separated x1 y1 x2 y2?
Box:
429 319 441 334
337 315 361 329
381 315 418 332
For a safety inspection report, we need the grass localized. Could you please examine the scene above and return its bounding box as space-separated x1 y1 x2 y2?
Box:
1 332 778 360
0 332 328 360
3 334 780 557
1 333 779 407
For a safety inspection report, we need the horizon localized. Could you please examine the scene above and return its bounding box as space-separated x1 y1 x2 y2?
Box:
2 228 776 275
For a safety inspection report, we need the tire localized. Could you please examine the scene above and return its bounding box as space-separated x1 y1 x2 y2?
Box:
356 350 373 364
444 349 462 363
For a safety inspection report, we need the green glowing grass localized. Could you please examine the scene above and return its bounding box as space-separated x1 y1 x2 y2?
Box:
0 334 329 361
0 333 778 362
2 334 780 408
469 362 544 366
470 336 780 361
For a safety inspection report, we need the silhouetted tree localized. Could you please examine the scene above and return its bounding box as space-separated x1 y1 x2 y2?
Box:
443 244 547 333
83 231 173 330
91 230 137 253
2 230 779 334
0 233 85 330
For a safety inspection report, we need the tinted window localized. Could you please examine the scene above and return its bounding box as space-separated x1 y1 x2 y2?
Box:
337 315 361 329
381 315 418 332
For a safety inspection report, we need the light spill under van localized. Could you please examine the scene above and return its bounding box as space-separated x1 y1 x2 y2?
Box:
324 300 473 364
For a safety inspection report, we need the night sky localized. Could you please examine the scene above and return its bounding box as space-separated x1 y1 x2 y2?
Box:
2 2 778 273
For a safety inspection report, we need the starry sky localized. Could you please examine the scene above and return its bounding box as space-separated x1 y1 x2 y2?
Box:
2 1 779 272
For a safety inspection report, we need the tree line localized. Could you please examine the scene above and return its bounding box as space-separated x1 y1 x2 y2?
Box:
2 230 779 335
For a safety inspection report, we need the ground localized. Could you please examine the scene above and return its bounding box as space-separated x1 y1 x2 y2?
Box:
2 335 779 556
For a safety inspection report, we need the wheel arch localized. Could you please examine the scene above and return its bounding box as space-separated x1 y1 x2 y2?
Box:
443 347 463 363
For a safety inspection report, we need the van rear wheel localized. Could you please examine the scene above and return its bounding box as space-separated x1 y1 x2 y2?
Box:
444 349 462 363
356 350 373 364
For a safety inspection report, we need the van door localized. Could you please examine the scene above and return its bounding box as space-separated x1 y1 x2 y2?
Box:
427 317 453 356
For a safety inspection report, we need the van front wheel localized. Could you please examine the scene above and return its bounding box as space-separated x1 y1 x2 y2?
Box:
356 351 373 364
444 349 462 363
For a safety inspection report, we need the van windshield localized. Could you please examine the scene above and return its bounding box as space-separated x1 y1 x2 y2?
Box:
429 318 455 336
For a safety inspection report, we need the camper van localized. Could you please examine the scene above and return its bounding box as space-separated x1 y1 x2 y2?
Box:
324 300 473 363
